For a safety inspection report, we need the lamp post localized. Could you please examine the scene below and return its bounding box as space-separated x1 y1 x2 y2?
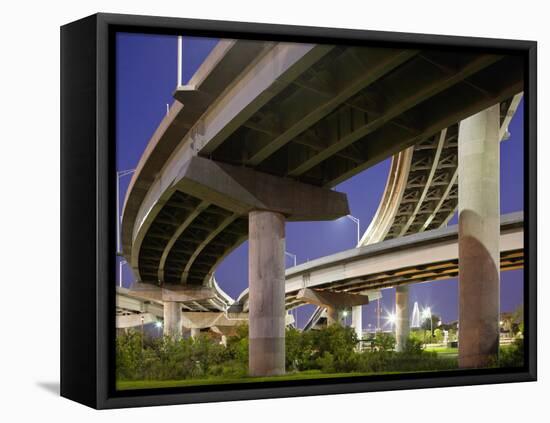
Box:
284 251 297 267
140 314 145 350
119 259 127 287
345 215 361 246
284 251 298 327
155 321 163 337
422 307 433 344
387 311 396 333
116 168 135 254
177 36 183 87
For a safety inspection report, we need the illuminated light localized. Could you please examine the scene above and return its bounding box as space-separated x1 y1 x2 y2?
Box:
155 321 163 328
421 307 432 320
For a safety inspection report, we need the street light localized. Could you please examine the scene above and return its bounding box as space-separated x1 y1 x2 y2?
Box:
119 259 127 287
116 169 136 254
386 311 396 329
422 307 433 343
284 250 298 327
342 309 349 325
345 215 361 246
284 251 297 267
177 36 183 87
155 321 163 337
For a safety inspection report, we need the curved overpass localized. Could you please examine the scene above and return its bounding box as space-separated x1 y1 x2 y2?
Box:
362 94 523 244
119 37 524 374
121 40 523 289
303 93 523 328
234 212 523 312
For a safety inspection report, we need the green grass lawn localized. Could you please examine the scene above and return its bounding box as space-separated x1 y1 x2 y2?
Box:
116 368 458 391
424 344 514 359
424 346 458 356
117 370 367 390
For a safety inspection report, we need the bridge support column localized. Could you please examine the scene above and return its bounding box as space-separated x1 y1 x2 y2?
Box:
248 210 286 376
326 307 344 326
190 328 200 339
164 301 182 340
458 104 500 368
352 306 363 343
351 306 363 351
395 285 410 352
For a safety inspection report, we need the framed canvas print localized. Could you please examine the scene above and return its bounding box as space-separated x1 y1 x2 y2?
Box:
60 13 537 409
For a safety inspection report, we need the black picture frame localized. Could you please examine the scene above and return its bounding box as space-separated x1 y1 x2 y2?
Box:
60 12 537 409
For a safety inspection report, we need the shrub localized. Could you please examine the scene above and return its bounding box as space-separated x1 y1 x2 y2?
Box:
499 338 524 368
403 337 424 355
116 323 459 381
373 332 396 352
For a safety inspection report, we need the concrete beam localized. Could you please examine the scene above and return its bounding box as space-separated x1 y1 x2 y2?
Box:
121 39 268 258
296 288 370 308
116 313 157 329
180 312 248 329
175 156 349 221
128 282 216 303
288 55 503 178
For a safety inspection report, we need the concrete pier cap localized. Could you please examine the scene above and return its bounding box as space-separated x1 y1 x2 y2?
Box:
175 156 350 221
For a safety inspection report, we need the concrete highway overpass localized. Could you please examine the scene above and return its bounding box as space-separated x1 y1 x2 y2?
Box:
120 38 524 374
302 93 523 330
234 212 523 312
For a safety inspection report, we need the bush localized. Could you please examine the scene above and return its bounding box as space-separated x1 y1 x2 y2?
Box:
373 332 396 352
116 324 458 382
403 337 424 355
499 338 524 368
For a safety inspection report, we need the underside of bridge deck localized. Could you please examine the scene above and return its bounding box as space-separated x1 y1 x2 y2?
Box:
120 39 524 376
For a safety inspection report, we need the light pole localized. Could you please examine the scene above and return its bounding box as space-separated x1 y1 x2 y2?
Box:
342 309 349 326
345 215 361 246
155 321 163 337
140 314 145 350
422 307 433 344
284 251 297 327
177 36 183 87
119 259 127 287
386 311 396 334
285 251 297 267
116 169 135 254
377 298 381 332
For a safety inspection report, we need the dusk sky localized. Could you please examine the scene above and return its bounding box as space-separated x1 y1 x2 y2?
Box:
116 32 524 330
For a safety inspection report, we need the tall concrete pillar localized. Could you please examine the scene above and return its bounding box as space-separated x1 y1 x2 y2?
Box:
352 306 363 340
164 301 182 340
395 285 410 352
458 104 500 368
326 307 343 326
248 210 286 376
190 328 200 339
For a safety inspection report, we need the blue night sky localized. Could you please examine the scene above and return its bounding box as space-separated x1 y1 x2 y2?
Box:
116 32 524 329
